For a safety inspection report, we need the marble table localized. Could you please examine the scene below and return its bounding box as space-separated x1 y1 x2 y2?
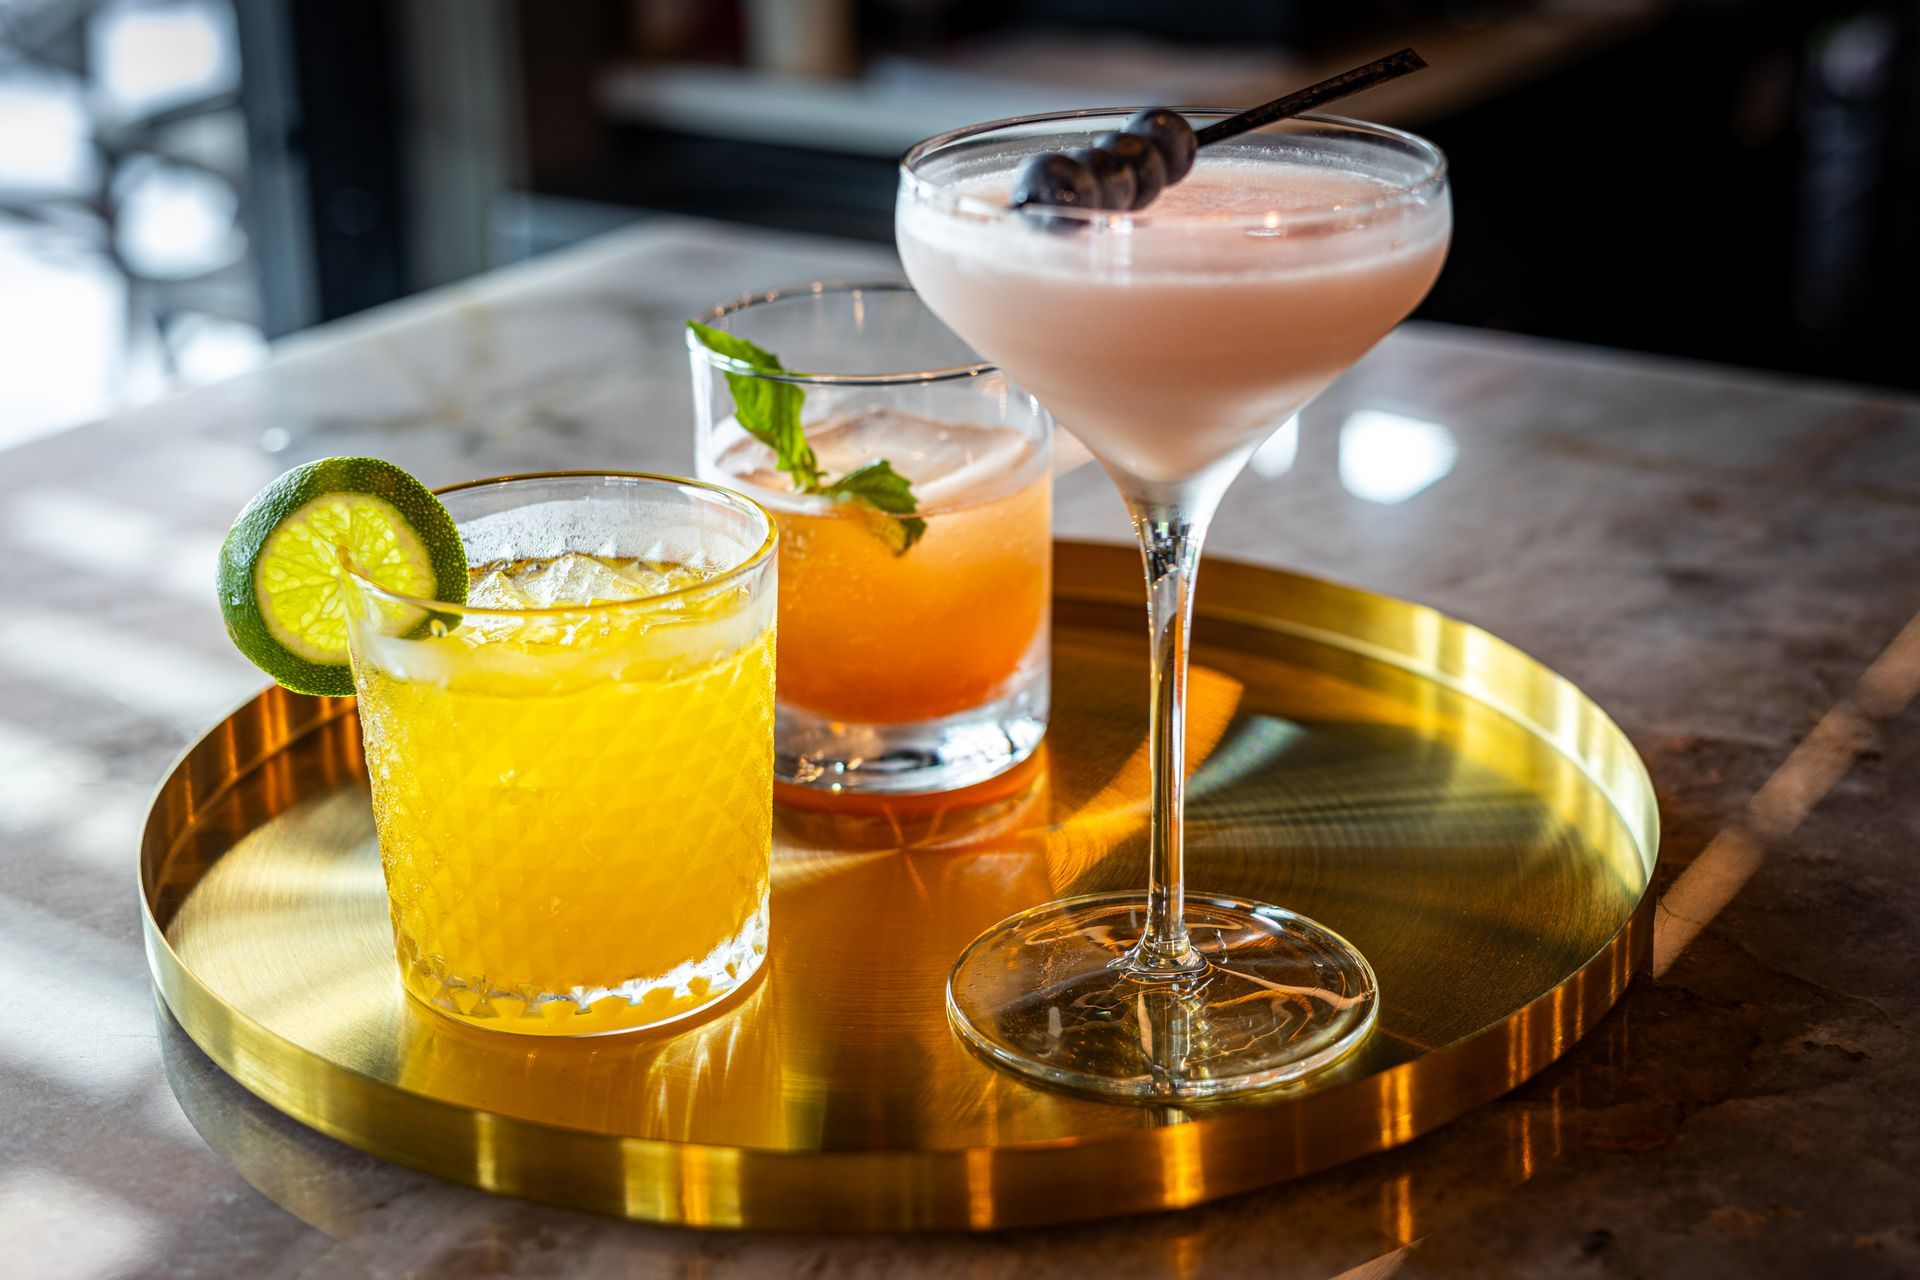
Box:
2 217 1916 1280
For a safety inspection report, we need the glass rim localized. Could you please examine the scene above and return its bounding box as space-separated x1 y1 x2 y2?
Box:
899 109 1449 228
688 277 997 387
344 470 778 619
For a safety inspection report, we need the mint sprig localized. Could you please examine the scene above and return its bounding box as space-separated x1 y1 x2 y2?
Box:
689 322 924 554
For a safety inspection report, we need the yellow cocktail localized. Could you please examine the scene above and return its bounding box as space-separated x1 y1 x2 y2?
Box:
344 474 777 1036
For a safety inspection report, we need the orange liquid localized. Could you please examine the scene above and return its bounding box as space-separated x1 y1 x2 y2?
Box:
717 416 1050 723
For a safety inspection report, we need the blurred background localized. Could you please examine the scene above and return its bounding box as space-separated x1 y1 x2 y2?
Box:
1 0 1915 451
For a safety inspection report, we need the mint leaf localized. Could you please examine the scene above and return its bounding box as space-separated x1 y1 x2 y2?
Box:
824 460 927 554
688 322 820 491
686 321 776 370
688 321 924 554
824 459 917 513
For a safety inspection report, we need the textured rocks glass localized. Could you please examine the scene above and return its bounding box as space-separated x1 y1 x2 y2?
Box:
342 473 778 1036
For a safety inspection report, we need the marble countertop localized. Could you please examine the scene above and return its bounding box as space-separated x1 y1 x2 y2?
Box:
2 217 1916 1279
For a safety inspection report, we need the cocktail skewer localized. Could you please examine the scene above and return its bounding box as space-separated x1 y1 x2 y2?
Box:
1013 47 1429 219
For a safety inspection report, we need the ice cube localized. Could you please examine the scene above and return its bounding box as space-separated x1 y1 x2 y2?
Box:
465 554 706 626
483 554 670 609
467 563 537 611
790 409 1033 510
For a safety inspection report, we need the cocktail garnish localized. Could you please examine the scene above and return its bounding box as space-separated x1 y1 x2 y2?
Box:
1012 47 1429 224
217 456 468 696
820 459 925 555
689 321 926 554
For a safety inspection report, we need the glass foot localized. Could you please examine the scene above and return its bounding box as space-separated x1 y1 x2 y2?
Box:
775 668 1047 796
947 891 1378 1101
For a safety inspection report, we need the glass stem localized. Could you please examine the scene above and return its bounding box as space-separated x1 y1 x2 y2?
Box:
1124 493 1214 977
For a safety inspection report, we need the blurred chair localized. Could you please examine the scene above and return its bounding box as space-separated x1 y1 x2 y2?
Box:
0 0 259 420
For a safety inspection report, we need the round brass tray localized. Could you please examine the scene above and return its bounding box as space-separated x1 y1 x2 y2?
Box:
142 541 1657 1233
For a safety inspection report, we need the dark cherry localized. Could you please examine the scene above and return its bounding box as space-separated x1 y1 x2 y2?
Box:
1122 108 1197 184
1091 130 1164 210
1066 145 1136 212
1009 151 1099 226
1010 112 1193 226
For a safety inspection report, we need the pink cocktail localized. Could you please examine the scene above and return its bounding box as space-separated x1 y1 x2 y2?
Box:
899 112 1451 1099
901 161 1447 485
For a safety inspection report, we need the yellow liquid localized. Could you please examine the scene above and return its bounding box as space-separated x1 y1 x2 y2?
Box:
350 554 775 1035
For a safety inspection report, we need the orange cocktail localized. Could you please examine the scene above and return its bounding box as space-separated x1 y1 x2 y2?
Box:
715 411 1048 723
691 282 1052 795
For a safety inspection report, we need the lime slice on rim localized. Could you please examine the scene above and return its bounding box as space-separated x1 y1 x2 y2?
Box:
217 457 467 696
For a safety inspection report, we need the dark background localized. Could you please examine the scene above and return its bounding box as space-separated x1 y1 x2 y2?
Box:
3 0 1916 443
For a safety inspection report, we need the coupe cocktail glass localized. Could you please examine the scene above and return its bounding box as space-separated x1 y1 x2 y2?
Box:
690 280 1052 795
899 112 1451 1097
343 473 778 1036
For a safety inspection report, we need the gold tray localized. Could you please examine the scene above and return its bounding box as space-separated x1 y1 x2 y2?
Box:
142 541 1657 1232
